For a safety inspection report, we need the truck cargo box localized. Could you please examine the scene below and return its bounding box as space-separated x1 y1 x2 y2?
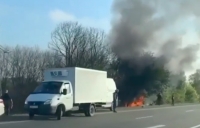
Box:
44 67 109 104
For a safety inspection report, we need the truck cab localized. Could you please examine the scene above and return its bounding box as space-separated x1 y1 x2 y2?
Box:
24 80 73 120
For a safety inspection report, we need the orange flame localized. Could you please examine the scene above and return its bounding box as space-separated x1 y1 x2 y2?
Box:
126 96 145 107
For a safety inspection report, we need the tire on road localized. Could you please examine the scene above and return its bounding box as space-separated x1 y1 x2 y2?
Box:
84 104 95 117
56 105 64 120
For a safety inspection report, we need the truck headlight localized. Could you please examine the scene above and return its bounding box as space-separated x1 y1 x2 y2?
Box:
44 99 52 105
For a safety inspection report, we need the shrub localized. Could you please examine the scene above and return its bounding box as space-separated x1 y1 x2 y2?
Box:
185 84 199 103
163 85 185 103
163 86 176 104
163 83 200 104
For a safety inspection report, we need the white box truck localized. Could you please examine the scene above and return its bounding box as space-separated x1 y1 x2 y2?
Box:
24 67 117 120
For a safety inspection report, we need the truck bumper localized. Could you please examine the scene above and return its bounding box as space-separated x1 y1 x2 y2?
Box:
24 104 57 115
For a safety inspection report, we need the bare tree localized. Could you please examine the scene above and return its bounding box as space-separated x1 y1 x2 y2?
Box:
49 22 86 67
82 27 109 69
0 46 12 94
49 21 110 70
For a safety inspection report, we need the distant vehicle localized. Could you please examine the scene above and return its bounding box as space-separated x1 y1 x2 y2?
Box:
0 99 4 116
24 67 117 120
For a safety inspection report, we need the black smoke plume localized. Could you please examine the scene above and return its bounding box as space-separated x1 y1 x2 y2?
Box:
110 0 200 103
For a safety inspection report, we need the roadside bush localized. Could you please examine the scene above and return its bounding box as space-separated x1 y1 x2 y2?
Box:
163 83 200 104
163 86 185 103
185 84 199 103
163 86 175 104
174 87 186 103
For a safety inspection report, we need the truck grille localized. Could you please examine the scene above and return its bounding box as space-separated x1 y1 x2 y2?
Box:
28 101 44 106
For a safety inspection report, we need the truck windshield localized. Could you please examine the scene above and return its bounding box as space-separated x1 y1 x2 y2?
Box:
32 81 63 94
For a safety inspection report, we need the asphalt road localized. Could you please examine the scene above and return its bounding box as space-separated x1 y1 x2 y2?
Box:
0 104 200 128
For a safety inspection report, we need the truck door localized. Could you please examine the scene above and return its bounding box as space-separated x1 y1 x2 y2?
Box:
63 83 73 111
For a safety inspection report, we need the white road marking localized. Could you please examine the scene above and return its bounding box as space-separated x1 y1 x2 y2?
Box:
0 121 29 125
186 110 194 112
12 114 27 116
136 116 153 119
147 125 165 128
96 104 200 115
190 124 200 128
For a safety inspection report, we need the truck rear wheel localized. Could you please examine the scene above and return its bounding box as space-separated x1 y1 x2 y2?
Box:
84 104 95 117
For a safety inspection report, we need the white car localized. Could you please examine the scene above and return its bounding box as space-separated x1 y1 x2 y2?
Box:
0 99 4 116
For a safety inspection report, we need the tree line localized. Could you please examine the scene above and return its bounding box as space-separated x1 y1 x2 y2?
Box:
0 21 199 112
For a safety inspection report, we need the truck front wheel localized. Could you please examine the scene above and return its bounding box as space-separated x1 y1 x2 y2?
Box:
84 104 95 117
56 105 64 120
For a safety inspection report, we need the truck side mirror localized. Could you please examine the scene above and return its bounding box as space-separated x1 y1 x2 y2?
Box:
63 89 67 95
